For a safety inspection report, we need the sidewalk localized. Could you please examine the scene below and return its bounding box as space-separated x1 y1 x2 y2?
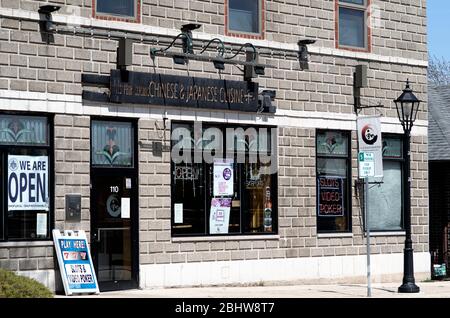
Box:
59 280 450 298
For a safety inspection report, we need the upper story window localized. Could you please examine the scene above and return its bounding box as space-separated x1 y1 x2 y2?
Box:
226 0 264 39
93 0 141 23
336 0 370 51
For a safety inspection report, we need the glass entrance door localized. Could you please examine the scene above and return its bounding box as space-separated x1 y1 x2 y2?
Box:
91 173 138 291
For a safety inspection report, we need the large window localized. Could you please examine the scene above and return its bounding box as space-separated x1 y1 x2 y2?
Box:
0 114 52 241
171 122 277 236
226 0 264 38
368 135 404 231
94 0 140 23
316 130 351 233
336 0 370 51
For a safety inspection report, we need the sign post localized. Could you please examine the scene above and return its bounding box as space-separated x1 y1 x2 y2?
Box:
357 115 383 298
53 230 99 295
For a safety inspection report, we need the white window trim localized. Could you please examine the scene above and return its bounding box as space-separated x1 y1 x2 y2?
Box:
172 235 280 242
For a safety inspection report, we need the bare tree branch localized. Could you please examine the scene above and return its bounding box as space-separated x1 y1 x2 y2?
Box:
429 54 450 86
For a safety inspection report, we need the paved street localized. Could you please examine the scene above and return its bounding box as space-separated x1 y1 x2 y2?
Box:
58 280 450 298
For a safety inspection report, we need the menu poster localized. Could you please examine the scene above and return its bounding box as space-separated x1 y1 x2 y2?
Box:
209 198 231 234
213 159 234 196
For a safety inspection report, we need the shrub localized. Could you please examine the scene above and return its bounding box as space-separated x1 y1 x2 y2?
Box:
0 269 53 298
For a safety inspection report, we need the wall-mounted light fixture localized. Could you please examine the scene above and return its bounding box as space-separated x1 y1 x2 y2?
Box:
38 5 61 33
298 39 316 70
180 23 201 54
150 24 269 80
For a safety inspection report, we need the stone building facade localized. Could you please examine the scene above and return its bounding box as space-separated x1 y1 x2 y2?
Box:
0 0 428 291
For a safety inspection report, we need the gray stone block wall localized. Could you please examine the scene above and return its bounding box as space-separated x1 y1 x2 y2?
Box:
0 0 429 275
0 244 54 272
54 115 91 235
0 0 427 60
137 120 428 265
0 17 428 120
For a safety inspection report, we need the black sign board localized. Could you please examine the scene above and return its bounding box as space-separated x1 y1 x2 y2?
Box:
317 176 344 217
109 70 259 112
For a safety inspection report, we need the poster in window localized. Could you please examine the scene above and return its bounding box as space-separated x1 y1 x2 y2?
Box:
7 155 49 211
213 159 234 196
317 176 344 217
174 203 183 224
209 198 231 234
36 213 47 237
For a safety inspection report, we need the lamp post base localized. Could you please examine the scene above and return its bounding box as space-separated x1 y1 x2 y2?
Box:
398 282 420 293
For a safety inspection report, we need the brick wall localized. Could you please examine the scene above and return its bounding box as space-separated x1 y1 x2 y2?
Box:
0 0 429 280
54 115 91 235
135 122 428 265
0 0 427 60
0 16 428 120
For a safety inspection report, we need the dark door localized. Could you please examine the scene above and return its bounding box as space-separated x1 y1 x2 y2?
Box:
91 172 138 291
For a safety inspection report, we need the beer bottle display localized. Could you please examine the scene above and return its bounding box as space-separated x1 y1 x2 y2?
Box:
263 186 272 232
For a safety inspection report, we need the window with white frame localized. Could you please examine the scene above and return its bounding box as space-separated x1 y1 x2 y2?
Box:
337 0 369 50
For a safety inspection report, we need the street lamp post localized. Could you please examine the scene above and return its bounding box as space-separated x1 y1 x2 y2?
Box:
394 79 421 293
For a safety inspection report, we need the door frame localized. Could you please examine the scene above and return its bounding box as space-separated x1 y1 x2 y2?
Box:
90 117 139 291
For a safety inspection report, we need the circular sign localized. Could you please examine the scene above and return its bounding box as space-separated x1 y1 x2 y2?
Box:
106 194 121 217
223 168 232 180
361 124 378 145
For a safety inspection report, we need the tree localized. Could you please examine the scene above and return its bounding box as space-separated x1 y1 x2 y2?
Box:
428 55 450 86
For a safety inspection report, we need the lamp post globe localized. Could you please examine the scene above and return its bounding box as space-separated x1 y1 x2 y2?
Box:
394 79 421 293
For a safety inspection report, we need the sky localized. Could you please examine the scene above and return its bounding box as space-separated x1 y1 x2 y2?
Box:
428 0 450 60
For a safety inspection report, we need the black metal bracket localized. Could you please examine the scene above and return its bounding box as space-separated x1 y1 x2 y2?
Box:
354 99 385 114
354 179 384 198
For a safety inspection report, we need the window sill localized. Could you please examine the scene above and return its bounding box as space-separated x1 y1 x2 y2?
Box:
172 235 280 242
0 241 53 248
366 231 406 237
317 233 353 238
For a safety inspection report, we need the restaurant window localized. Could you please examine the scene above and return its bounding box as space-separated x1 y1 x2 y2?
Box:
94 0 140 22
226 0 264 38
316 130 351 233
171 122 277 236
0 114 52 241
91 120 134 168
336 0 369 50
367 135 404 231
